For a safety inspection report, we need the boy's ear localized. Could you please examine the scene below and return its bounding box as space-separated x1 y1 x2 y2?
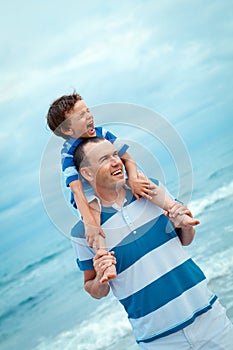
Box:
80 167 93 182
60 126 74 137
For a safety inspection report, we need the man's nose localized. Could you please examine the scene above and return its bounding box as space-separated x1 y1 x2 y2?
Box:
110 155 121 165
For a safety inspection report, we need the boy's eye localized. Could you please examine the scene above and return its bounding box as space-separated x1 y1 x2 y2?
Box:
78 112 85 119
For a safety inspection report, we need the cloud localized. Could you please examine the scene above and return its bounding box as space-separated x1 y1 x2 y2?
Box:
1 0 232 109
0 16 151 103
1 0 232 247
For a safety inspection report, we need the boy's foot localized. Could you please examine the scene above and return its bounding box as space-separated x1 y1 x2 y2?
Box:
100 264 117 284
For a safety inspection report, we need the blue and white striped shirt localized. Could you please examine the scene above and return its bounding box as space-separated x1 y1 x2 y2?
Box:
71 182 217 343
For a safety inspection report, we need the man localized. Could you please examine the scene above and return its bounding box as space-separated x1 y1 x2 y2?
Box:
71 137 233 349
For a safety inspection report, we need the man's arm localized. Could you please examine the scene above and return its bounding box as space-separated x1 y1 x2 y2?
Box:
175 226 196 246
83 250 116 299
167 202 196 246
84 270 110 299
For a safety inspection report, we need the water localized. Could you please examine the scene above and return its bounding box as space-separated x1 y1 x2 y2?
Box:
1 129 233 350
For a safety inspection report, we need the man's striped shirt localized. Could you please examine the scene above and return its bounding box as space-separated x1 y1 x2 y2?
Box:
71 183 217 344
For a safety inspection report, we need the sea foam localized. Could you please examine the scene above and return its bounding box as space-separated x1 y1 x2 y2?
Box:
189 180 233 217
34 297 134 350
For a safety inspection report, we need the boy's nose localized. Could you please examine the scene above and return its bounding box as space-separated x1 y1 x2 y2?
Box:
87 110 93 117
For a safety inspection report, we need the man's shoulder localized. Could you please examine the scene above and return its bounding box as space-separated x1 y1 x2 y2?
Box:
70 220 85 239
149 178 159 186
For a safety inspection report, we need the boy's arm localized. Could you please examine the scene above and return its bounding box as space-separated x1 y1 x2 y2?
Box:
120 152 151 200
148 180 198 245
69 180 105 248
83 250 116 299
146 178 174 210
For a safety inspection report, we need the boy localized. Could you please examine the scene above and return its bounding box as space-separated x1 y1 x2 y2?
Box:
46 91 199 283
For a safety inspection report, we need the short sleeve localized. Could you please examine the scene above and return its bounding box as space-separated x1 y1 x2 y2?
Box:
101 127 129 157
61 139 80 187
71 221 95 271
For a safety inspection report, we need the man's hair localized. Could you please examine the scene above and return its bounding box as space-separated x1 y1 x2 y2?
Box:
74 137 105 172
46 91 82 139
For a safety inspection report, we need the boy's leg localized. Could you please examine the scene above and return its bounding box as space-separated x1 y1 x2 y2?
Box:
170 213 200 227
89 199 116 283
148 179 200 227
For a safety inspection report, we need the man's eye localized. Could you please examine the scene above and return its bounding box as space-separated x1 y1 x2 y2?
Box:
100 157 107 163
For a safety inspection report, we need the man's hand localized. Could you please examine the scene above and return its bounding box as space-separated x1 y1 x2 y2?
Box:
93 250 116 283
85 223 106 249
127 171 158 201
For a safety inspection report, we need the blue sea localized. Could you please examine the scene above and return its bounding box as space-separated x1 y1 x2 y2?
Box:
1 123 233 350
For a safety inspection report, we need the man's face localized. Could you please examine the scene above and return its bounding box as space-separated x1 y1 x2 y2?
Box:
65 100 96 138
83 140 125 189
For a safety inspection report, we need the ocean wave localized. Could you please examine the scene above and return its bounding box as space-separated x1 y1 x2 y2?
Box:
189 180 233 216
195 245 233 283
208 164 233 181
18 295 39 309
0 308 16 326
34 298 133 350
23 250 65 275
0 247 68 290
0 289 51 326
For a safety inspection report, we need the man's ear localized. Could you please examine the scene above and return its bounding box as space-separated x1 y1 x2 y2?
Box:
80 167 93 182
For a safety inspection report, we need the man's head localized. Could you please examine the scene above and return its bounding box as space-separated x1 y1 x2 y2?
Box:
74 137 125 192
46 91 96 139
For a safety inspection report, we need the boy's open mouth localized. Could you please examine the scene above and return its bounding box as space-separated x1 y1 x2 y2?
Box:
87 121 95 135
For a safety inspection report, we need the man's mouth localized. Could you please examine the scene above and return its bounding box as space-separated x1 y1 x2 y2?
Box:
111 169 123 177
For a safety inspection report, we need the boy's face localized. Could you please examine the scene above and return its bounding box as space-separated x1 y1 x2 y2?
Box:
64 100 96 138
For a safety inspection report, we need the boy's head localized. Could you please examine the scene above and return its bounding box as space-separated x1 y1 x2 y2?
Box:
46 91 96 139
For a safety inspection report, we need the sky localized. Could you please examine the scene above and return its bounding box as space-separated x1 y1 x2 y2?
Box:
0 0 232 258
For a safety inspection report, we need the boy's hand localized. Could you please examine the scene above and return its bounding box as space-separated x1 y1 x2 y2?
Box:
127 171 158 200
85 224 106 249
165 202 200 228
93 250 116 283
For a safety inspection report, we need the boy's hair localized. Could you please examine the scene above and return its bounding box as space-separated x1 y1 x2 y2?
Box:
74 137 105 172
46 91 82 139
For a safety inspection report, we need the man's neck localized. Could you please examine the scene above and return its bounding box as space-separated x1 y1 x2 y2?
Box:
96 185 126 208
